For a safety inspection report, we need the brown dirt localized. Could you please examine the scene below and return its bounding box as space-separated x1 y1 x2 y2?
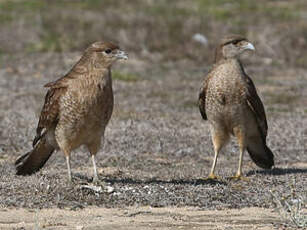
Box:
0 54 306 229
0 1 306 229
0 207 285 230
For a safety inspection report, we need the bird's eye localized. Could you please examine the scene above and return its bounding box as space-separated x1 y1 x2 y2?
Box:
105 49 112 54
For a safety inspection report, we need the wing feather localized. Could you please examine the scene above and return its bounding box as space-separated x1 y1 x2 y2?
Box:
33 86 66 146
198 74 213 120
245 74 268 140
33 54 88 146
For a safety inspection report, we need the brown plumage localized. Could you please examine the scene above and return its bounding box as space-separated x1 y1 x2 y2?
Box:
15 41 128 181
198 35 274 179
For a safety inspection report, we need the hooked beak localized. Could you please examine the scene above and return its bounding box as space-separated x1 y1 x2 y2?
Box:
114 50 128 60
243 42 255 51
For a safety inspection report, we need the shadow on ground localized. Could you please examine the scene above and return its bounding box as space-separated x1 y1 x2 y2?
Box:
246 167 307 176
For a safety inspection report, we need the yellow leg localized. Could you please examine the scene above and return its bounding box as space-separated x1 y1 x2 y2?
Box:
236 145 244 177
207 146 220 180
229 148 249 181
205 129 228 180
230 127 249 181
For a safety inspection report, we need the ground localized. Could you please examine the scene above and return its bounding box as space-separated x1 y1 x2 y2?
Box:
0 207 286 230
0 0 306 229
0 53 306 229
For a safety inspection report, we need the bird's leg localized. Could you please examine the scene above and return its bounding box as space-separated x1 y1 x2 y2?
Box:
231 128 249 181
207 147 219 180
91 155 98 183
87 140 101 183
205 131 227 180
66 155 72 182
60 145 73 182
232 147 246 179
230 148 249 181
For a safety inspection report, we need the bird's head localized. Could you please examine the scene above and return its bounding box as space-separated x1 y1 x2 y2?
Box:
86 41 128 68
215 35 255 63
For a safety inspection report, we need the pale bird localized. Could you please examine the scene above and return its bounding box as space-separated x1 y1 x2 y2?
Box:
198 35 274 180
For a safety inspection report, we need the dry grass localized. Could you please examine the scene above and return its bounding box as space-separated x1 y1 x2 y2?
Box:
0 0 307 66
270 178 307 228
0 55 306 213
0 1 306 228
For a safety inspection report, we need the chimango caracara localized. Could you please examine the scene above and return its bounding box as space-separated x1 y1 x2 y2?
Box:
198 35 274 180
15 41 128 182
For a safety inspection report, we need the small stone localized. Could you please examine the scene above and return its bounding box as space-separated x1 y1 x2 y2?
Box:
80 185 102 193
192 33 208 45
106 186 114 193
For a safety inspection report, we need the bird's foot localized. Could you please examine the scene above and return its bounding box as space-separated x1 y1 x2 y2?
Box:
203 173 221 181
92 175 99 184
67 176 74 184
92 178 108 188
92 180 114 193
229 174 250 182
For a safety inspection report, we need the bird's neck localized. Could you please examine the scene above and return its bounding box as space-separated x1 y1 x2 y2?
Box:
77 61 111 85
216 57 242 67
92 60 112 70
214 43 224 63
77 67 112 94
85 60 112 79
89 66 111 82
214 58 246 80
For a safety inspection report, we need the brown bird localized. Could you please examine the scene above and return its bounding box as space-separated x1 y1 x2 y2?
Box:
198 35 274 180
15 41 128 182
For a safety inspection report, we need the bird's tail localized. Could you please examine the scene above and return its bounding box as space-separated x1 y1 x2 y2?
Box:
15 136 55 175
246 137 274 169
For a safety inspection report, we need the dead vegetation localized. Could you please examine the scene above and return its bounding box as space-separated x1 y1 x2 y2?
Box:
0 0 306 229
270 178 307 228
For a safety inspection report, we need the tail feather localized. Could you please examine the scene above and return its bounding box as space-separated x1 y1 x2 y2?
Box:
246 138 274 169
15 137 55 175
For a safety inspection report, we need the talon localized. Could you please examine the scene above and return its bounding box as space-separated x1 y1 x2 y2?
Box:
203 173 221 180
92 176 99 183
229 175 250 181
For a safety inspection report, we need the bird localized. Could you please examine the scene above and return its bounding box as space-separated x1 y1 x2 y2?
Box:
198 35 274 180
15 41 128 182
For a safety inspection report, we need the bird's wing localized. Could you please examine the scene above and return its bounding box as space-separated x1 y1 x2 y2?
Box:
245 74 268 139
44 60 88 88
33 84 67 146
198 73 212 120
33 59 89 146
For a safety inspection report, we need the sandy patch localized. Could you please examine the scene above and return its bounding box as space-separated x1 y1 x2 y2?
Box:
0 207 283 230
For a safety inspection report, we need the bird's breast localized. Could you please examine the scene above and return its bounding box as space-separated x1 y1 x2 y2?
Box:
207 77 246 105
208 62 247 104
58 78 113 127
205 62 248 127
